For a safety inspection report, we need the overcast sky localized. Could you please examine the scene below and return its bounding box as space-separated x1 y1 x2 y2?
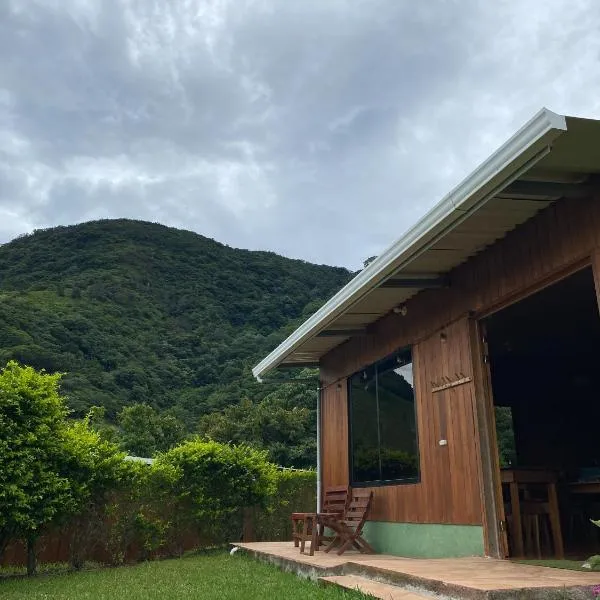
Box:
2 1 600 269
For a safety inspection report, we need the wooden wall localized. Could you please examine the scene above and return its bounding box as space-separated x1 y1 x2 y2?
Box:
320 194 600 527
321 318 482 524
320 381 349 492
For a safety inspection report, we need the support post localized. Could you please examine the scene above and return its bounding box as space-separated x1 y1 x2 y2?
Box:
316 385 322 513
591 250 600 313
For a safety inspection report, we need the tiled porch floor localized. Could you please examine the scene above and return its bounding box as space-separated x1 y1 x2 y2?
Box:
236 541 600 597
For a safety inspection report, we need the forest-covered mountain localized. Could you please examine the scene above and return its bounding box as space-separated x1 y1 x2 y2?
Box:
0 219 352 466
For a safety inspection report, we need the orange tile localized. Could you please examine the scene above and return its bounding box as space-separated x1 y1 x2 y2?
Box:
235 541 600 593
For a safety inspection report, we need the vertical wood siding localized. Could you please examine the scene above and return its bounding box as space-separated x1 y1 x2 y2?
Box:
320 194 600 526
320 381 349 489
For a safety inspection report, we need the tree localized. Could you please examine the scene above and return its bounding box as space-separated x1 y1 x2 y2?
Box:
198 381 318 468
0 219 351 465
85 405 121 444
118 404 185 457
495 406 517 467
0 362 74 573
0 362 129 574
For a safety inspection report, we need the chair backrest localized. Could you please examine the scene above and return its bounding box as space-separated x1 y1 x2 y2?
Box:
342 488 373 531
322 485 349 517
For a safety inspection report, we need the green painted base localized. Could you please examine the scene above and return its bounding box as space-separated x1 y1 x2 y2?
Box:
361 521 485 558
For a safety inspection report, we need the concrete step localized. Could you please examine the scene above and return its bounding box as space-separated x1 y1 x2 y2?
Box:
319 575 434 599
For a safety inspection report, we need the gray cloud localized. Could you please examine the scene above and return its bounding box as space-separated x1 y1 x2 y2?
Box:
2 0 600 268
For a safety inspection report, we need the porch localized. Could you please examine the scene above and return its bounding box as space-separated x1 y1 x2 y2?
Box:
236 541 600 599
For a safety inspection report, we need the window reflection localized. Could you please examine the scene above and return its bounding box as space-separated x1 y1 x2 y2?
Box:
349 348 419 485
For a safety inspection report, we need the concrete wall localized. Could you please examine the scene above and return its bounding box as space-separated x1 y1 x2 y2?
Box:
362 521 485 558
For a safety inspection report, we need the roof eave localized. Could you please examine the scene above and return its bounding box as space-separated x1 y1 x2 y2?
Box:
252 108 568 381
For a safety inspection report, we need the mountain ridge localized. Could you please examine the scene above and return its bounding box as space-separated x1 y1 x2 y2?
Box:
0 219 353 465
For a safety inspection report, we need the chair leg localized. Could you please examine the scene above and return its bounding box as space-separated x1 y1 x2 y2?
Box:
336 537 355 556
505 515 514 556
311 519 318 556
548 484 564 559
355 535 375 554
299 519 307 554
332 532 375 556
292 517 300 547
533 516 541 559
323 535 340 553
523 516 532 556
541 515 552 556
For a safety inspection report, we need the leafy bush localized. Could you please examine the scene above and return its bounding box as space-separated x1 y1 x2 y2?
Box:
1 363 317 573
60 418 128 568
252 469 317 541
585 521 600 571
157 439 277 544
101 458 184 564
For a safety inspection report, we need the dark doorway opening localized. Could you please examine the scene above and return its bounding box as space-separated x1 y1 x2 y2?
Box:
484 266 600 559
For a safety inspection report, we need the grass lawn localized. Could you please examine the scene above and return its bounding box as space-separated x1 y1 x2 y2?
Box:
0 551 368 600
516 559 591 572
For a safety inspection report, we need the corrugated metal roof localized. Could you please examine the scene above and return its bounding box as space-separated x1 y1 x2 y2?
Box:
253 109 600 380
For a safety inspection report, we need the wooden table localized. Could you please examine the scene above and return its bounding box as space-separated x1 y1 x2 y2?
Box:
501 468 564 558
291 512 339 556
569 481 600 494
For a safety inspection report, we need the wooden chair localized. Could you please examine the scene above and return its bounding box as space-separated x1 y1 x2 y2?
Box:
317 485 349 546
501 469 564 558
291 485 350 555
322 485 350 516
322 489 374 556
522 500 553 558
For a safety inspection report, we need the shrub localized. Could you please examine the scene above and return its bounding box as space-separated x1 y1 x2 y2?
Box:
585 521 600 571
2 364 312 572
252 469 316 541
59 418 128 569
156 439 277 543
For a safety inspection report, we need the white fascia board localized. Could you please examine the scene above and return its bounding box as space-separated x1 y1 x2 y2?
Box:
252 108 567 381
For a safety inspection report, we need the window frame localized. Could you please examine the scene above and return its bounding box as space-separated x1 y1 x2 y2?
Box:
347 347 421 488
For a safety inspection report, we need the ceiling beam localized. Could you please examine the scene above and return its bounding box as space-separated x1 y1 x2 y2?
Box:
379 275 448 289
498 180 592 200
278 362 320 369
316 328 366 337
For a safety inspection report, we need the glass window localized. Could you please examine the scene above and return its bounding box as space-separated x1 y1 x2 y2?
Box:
349 348 419 485
349 364 379 483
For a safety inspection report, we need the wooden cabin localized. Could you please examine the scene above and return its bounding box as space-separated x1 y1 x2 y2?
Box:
254 109 600 560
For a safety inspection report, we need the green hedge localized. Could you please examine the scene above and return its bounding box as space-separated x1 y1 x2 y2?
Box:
0 363 317 572
60 464 316 564
251 469 317 542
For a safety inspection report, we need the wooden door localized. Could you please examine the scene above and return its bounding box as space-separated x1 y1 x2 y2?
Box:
470 319 508 558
